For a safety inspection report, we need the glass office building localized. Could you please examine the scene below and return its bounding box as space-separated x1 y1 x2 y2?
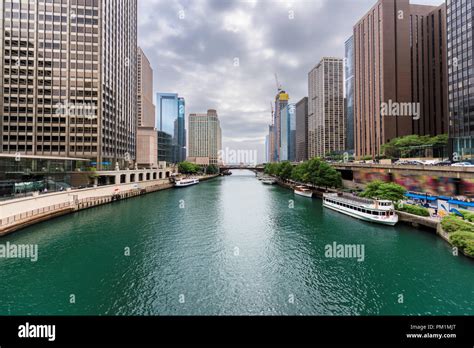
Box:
280 103 296 162
447 0 474 159
156 93 186 163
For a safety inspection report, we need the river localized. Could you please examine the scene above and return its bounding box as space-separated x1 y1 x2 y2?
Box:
0 170 473 315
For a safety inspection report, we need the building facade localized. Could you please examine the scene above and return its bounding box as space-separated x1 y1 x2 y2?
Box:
1 0 138 170
188 110 222 166
344 36 355 152
353 0 447 158
308 57 345 158
157 130 172 163
136 47 157 168
447 0 474 159
295 97 309 162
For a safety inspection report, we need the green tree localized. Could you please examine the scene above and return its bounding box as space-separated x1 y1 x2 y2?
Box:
178 161 200 174
205 164 219 175
359 180 406 202
278 161 293 181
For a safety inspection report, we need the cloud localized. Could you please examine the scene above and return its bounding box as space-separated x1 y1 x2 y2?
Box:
138 0 443 163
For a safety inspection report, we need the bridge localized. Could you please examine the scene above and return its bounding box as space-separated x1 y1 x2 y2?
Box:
219 165 265 173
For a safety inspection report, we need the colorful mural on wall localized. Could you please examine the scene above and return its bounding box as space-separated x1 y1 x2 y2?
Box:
392 174 456 196
352 169 473 197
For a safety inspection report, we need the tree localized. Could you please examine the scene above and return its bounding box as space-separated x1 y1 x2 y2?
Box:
205 164 219 175
359 180 406 202
178 161 200 174
278 161 293 181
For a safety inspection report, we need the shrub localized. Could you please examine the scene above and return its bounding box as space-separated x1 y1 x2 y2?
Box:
441 216 474 234
450 231 474 257
398 204 430 217
459 210 474 223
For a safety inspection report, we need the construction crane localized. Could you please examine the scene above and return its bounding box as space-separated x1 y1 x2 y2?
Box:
274 73 282 93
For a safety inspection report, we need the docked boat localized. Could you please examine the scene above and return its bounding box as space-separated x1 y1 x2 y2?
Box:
261 178 277 185
175 178 200 187
294 186 313 198
323 193 398 226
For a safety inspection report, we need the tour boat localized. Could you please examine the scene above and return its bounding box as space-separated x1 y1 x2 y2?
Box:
323 193 398 226
294 186 313 198
175 178 200 187
261 178 277 185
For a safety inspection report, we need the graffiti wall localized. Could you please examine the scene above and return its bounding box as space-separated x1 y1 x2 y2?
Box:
353 169 472 197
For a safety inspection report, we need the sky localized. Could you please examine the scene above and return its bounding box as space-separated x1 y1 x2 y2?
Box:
138 0 444 163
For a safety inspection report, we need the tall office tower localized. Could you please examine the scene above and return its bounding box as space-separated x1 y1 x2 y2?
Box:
265 134 269 163
308 57 345 158
344 36 355 152
156 93 186 163
280 103 296 162
188 109 222 166
0 0 138 170
273 91 289 162
177 97 186 162
353 0 447 158
268 124 275 163
136 47 157 168
295 97 308 162
447 0 473 159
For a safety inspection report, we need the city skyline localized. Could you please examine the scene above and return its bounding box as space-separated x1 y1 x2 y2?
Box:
138 0 444 163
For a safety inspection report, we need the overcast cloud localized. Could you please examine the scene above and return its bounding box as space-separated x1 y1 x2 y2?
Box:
138 0 443 163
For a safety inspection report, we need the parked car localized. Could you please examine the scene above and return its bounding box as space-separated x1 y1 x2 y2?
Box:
452 162 474 167
436 160 453 166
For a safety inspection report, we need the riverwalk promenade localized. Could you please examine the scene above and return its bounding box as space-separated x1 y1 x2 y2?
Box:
0 174 219 237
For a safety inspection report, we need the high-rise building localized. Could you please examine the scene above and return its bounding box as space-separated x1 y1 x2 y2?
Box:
0 0 138 170
295 97 309 162
156 93 186 163
272 91 289 162
308 57 345 158
157 131 173 163
268 124 274 163
353 0 447 158
447 0 473 159
344 36 355 152
280 103 296 162
136 47 157 168
188 109 222 166
265 134 269 163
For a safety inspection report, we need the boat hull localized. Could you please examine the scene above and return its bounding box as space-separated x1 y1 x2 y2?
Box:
175 180 199 188
294 190 313 198
323 201 398 226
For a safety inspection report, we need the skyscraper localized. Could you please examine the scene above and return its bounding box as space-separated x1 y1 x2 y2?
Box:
273 91 289 162
295 97 308 162
447 0 473 159
344 36 355 152
156 93 186 163
188 110 222 166
280 103 296 162
1 0 138 170
308 57 345 158
353 0 447 158
136 47 157 168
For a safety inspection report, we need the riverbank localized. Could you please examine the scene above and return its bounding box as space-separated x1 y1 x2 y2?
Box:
0 174 219 237
272 177 439 229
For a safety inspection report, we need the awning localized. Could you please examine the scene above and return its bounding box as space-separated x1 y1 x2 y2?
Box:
405 193 437 201
447 200 474 207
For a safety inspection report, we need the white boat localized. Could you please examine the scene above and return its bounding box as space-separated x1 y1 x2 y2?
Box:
323 193 398 226
261 178 277 185
175 178 200 187
294 186 313 198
